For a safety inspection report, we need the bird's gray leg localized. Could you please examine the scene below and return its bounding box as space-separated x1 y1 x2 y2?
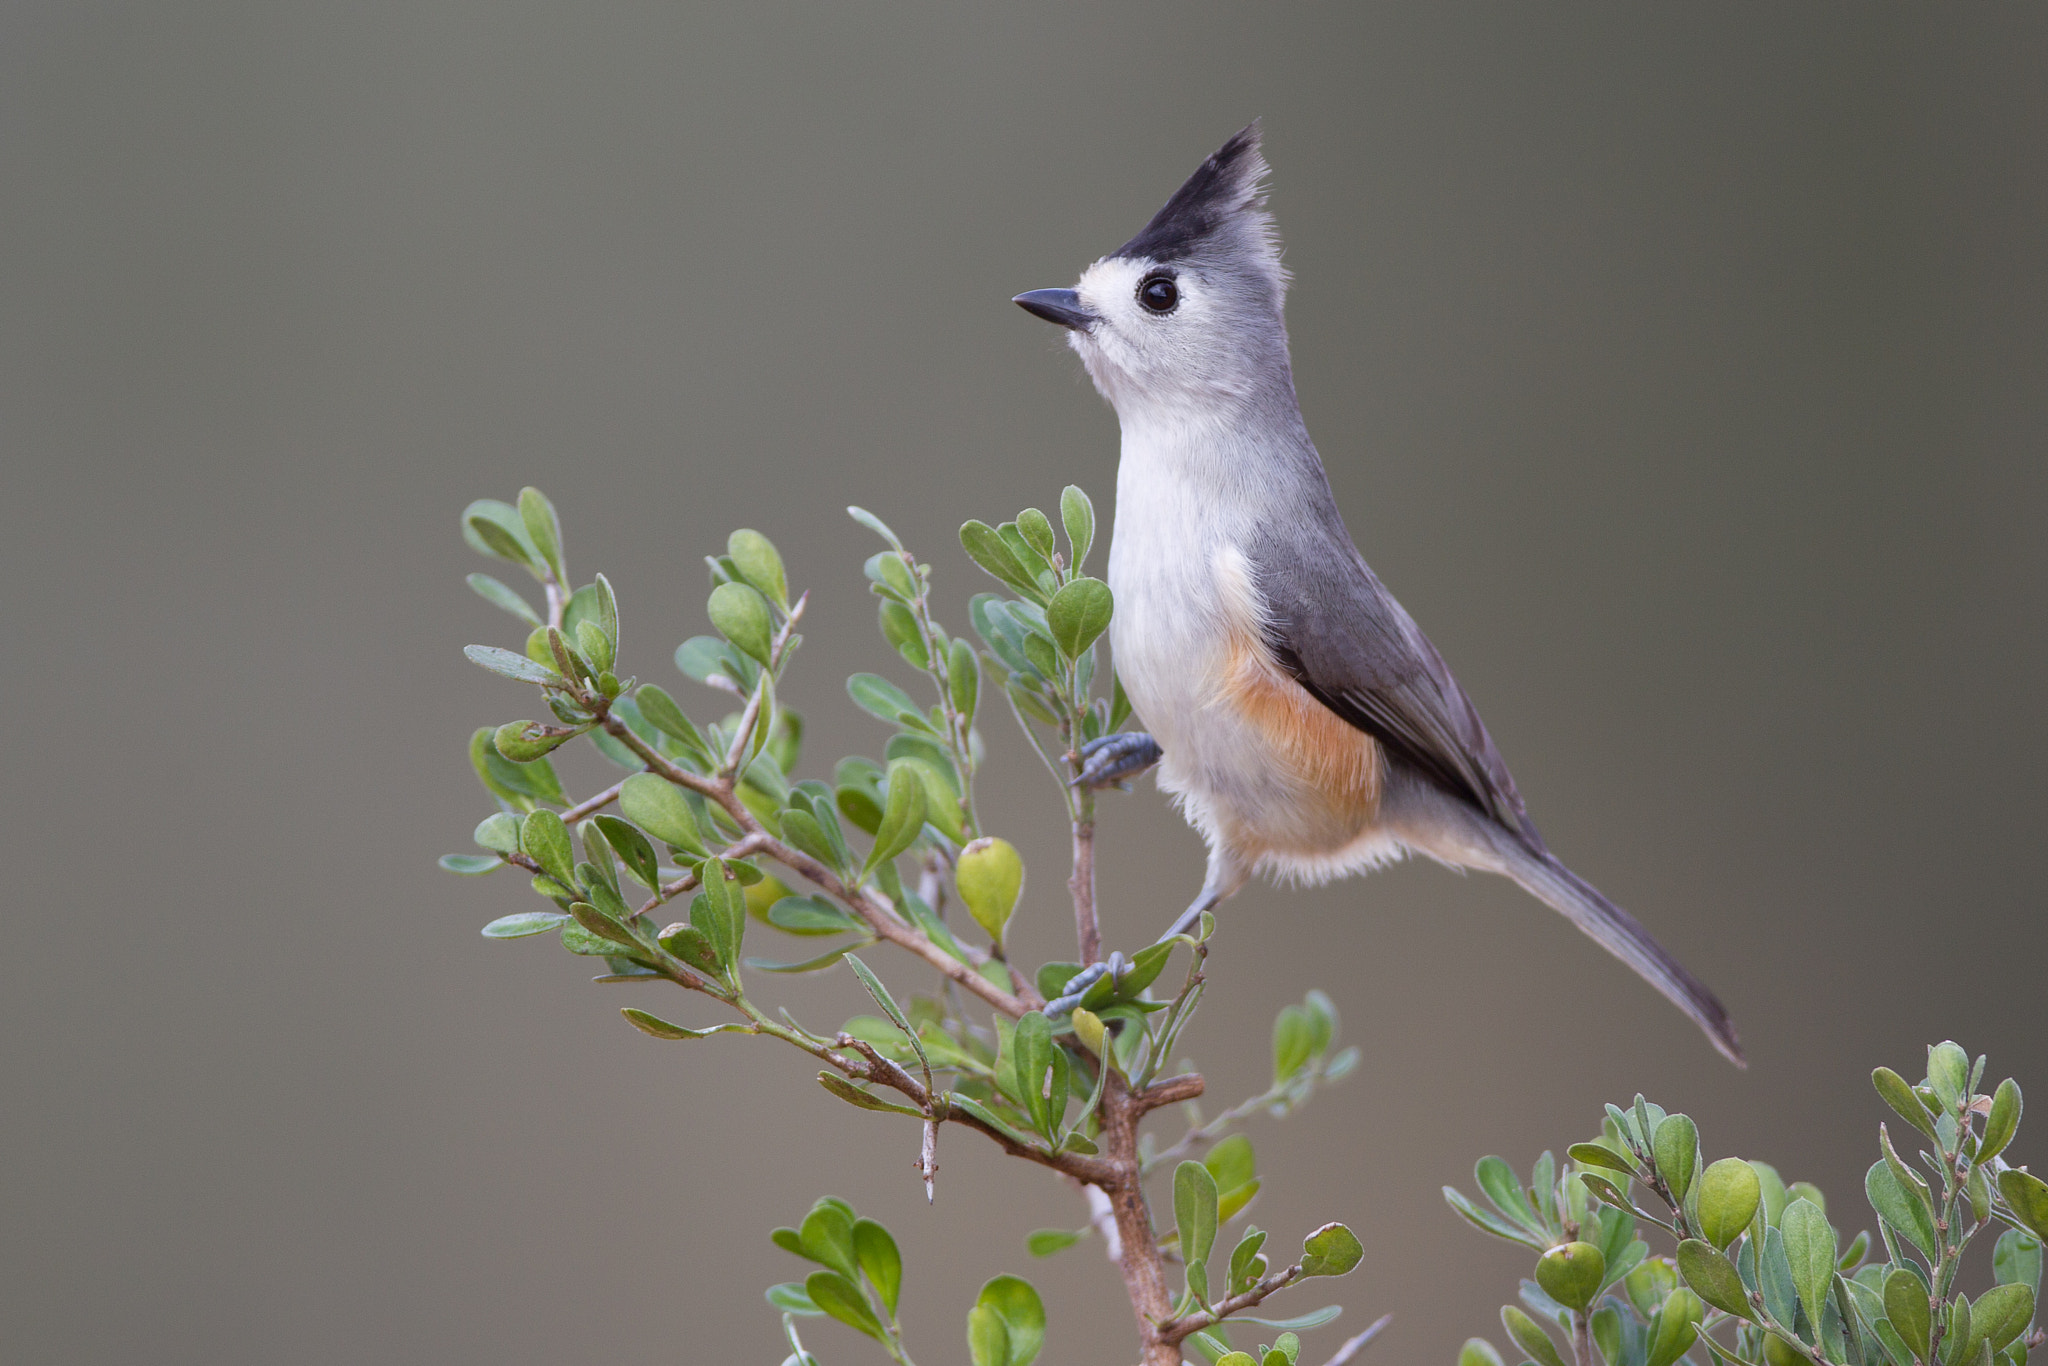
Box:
1157 888 1225 943
1070 732 1162 790
1044 849 1246 1018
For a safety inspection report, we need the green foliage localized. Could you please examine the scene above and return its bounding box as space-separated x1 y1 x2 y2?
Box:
1451 1044 2042 1366
446 488 1375 1365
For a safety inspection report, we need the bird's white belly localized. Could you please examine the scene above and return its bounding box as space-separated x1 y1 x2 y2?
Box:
1108 504 1382 866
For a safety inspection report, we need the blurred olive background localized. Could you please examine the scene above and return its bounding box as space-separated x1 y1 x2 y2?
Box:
5 4 2044 1363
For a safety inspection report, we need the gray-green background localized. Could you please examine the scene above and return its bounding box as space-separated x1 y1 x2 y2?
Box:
6 5 2044 1363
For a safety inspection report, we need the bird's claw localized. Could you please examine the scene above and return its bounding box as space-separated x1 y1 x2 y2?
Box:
1070 732 1162 790
1042 951 1130 1018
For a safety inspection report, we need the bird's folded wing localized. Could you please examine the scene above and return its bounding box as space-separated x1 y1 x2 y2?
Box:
1248 532 1540 846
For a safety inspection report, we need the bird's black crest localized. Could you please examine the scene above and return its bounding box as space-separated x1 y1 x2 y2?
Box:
1113 122 1269 263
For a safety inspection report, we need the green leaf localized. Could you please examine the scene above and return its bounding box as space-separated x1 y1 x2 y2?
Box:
574 618 614 674
967 1305 1010 1366
674 634 744 686
946 1093 1040 1149
1537 1242 1606 1312
1569 1141 1639 1178
1176 1160 1221 1288
472 811 522 855
1646 1288 1703 1366
1475 1156 1546 1236
842 954 929 1081
1017 506 1057 561
592 815 660 891
767 1282 822 1315
1758 1225 1798 1330
1444 1185 1548 1249
851 1218 901 1317
1059 486 1094 569
1863 1159 1931 1255
482 911 568 938
817 1073 925 1117
1981 1079 2024 1168
569 900 640 951
1044 577 1113 660
804 1269 885 1341
465 644 562 685
974 1275 1045 1366
847 504 903 548
947 638 980 720
1231 1306 1342 1331
520 810 575 886
1300 1222 1363 1278
708 582 775 666
865 550 917 604
728 529 788 608
1928 1041 1970 1114
517 487 566 584
467 572 542 625
658 922 720 975
1502 1305 1569 1366
462 499 538 569
2000 1170 2048 1242
1780 1198 1836 1330
960 520 1039 596
1974 1284 2035 1356
621 1009 749 1040
861 761 927 876
1653 1114 1700 1201
1697 1158 1763 1249
1459 1340 1506 1366
1994 1229 2042 1295
847 672 923 727
1886 1266 1933 1360
742 944 862 974
1229 1226 1268 1294
1875 1066 1941 1142
1273 1006 1314 1086
1027 1228 1084 1257
439 853 501 874
634 684 711 761
767 896 860 936
1011 1010 1061 1139
1881 1124 1939 1232
799 1200 859 1280
878 600 927 667
618 773 707 856
1679 1239 1754 1319
1206 1135 1258 1201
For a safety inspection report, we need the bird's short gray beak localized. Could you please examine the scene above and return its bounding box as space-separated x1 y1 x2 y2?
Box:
1013 288 1097 330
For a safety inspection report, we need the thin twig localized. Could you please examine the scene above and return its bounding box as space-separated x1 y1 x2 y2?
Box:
561 779 626 823
1318 1314 1393 1366
1158 1263 1307 1343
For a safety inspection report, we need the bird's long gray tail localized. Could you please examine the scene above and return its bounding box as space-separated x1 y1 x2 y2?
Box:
1500 843 1745 1067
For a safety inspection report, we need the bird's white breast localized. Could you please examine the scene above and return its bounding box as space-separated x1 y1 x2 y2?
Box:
1107 422 1371 856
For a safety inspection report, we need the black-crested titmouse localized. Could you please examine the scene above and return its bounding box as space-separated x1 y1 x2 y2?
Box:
1014 124 1742 1066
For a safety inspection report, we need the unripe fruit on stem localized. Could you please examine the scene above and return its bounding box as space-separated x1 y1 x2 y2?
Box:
957 837 1023 945
1697 1158 1762 1249
1536 1242 1606 1313
1762 1332 1806 1366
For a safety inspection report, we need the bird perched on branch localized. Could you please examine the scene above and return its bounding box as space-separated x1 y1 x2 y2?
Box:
1013 123 1743 1065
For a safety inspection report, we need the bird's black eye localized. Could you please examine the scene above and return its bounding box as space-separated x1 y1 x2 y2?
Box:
1138 275 1179 313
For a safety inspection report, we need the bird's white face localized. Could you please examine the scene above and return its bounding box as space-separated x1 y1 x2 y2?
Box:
1064 254 1283 423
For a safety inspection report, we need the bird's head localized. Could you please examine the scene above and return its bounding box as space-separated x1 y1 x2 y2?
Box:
1014 122 1294 426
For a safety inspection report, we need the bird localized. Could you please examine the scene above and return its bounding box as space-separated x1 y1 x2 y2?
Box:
1012 123 1743 1066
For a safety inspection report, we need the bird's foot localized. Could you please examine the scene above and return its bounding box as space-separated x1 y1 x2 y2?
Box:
1042 951 1131 1018
1070 732 1162 790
